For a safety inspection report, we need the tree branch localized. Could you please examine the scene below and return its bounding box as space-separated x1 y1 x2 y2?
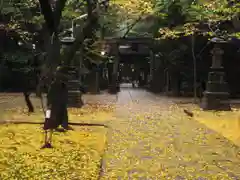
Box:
39 0 67 34
62 0 99 66
54 0 67 30
122 14 144 38
38 0 55 34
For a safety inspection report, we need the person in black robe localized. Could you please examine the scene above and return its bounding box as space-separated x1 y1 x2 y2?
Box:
41 66 72 148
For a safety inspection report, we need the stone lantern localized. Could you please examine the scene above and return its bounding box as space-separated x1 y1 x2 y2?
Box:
60 37 83 107
61 37 75 48
201 37 231 110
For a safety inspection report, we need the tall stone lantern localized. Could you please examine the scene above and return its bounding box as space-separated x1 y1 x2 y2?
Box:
60 37 83 107
201 37 231 110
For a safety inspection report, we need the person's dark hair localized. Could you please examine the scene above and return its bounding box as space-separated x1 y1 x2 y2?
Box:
55 66 69 81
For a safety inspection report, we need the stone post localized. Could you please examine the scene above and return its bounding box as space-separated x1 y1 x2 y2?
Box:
149 49 155 83
78 46 83 84
108 41 120 93
149 49 159 92
201 42 230 110
94 63 101 94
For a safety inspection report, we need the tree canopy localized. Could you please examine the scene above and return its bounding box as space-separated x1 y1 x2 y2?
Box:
100 0 240 39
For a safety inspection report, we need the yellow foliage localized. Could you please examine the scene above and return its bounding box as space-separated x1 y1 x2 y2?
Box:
193 108 240 146
111 0 154 20
0 124 107 180
1 102 115 124
0 97 112 179
3 94 240 178
101 102 240 179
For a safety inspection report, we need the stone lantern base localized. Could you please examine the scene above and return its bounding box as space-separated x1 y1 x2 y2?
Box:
67 80 83 108
201 92 230 110
201 71 231 111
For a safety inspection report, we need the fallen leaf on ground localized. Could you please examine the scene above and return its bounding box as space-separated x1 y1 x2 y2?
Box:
0 124 107 180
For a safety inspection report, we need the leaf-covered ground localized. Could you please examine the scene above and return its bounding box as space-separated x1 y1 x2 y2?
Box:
0 125 106 180
100 88 240 179
1 92 240 179
0 93 113 180
0 93 115 124
192 106 240 147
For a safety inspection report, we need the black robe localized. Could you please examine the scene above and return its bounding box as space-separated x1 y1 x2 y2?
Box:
43 80 68 130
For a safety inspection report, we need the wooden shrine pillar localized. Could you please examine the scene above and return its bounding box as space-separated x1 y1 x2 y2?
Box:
108 40 120 93
149 48 157 92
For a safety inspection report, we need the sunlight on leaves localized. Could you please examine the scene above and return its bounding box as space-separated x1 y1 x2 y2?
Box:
0 124 107 180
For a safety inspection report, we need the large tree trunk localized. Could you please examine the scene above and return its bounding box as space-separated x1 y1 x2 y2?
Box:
38 0 99 124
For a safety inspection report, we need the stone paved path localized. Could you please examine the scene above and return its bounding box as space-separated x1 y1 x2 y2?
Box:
101 84 240 179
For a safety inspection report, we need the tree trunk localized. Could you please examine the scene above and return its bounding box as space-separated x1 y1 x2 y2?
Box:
95 70 100 93
38 0 99 114
108 63 113 84
23 91 34 113
171 71 180 96
165 70 170 93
